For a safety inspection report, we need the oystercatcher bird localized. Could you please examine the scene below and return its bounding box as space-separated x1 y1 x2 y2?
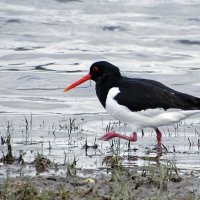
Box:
64 61 200 150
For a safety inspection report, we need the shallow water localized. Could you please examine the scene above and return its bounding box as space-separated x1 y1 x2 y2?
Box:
0 0 200 177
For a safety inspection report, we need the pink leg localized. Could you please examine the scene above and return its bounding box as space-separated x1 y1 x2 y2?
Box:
99 131 137 142
155 128 162 154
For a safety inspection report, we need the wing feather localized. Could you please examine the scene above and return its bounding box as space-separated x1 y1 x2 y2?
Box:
114 77 200 112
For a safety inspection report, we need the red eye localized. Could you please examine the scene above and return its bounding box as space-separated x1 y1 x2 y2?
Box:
93 66 99 72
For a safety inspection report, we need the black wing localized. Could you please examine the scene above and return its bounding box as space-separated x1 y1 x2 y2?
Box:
115 77 200 112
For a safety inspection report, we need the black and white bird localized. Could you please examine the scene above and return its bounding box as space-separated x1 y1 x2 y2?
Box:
64 61 200 148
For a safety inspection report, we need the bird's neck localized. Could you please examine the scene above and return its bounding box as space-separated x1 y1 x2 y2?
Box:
95 76 120 108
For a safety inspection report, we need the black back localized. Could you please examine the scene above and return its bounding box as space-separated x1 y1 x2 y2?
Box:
90 61 200 111
115 77 200 111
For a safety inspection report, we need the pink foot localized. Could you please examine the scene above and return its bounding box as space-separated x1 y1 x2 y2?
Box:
155 128 162 154
99 131 137 142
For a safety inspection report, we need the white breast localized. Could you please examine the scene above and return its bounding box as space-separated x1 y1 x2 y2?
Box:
105 87 200 132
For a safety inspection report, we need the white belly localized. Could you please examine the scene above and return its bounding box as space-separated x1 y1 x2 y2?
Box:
105 87 200 132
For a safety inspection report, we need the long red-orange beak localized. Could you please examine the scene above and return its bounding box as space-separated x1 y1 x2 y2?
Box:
64 73 91 92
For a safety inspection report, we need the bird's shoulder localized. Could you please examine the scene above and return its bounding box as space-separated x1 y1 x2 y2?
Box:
114 77 179 111
119 77 174 91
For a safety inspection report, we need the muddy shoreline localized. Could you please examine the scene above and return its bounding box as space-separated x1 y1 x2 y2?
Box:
0 164 199 200
0 115 200 199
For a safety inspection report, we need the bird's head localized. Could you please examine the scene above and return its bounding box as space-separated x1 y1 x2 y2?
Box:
64 61 121 92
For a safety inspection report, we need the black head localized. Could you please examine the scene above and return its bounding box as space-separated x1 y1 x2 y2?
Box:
89 61 121 82
64 61 121 95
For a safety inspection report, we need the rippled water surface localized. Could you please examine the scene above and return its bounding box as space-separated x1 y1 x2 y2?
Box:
0 0 200 177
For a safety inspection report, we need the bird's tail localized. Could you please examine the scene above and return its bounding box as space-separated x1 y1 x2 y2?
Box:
197 97 200 109
176 92 200 110
190 96 200 110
